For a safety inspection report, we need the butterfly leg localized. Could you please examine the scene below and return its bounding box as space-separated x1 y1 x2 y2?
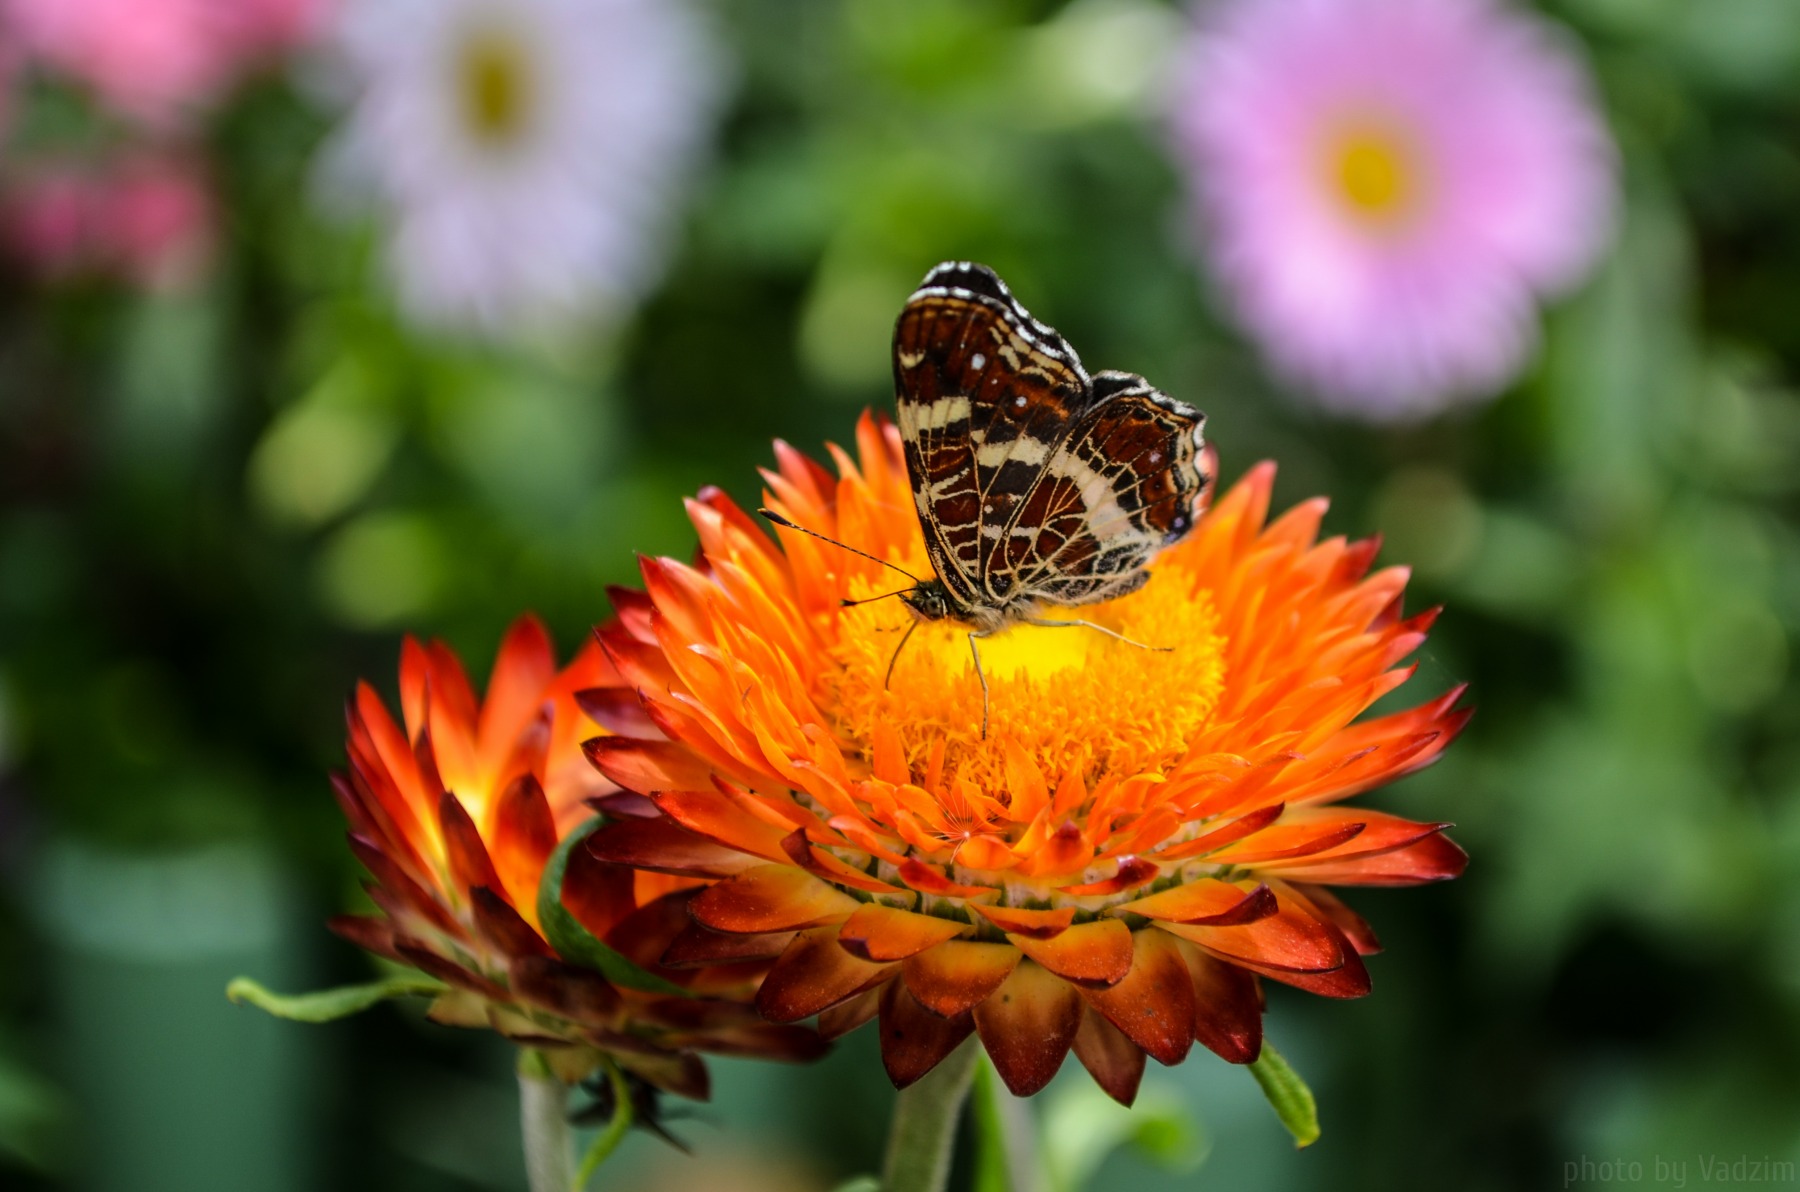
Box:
969 629 997 739
883 618 922 689
1023 617 1174 653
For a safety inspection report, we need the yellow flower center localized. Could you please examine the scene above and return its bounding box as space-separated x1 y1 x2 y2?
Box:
828 559 1227 796
1327 124 1420 225
457 28 535 147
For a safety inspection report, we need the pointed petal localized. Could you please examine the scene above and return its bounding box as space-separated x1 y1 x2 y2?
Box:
1283 882 1382 954
438 792 504 898
509 955 621 1022
490 773 558 910
1118 879 1275 926
818 986 882 1040
972 960 1081 1096
879 978 976 1089
1155 888 1345 975
651 788 793 860
1272 831 1467 885
902 941 1021 1018
1010 920 1133 988
478 615 556 772
1078 928 1194 1066
586 815 763 877
660 921 794 969
756 926 897 1023
470 886 551 959
838 904 970 962
1072 1006 1147 1107
573 686 662 739
971 903 1074 939
1179 943 1263 1064
690 864 861 934
583 737 718 796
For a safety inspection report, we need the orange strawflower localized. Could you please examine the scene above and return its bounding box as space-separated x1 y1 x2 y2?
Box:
585 415 1467 1104
330 616 826 1096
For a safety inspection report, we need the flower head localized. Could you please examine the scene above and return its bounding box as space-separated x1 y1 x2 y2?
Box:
318 0 724 334
331 616 825 1094
2 0 327 125
1169 0 1615 418
587 416 1467 1103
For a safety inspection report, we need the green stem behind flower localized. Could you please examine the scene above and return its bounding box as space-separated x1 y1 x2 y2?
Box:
881 1037 981 1192
573 1057 635 1188
518 1051 575 1192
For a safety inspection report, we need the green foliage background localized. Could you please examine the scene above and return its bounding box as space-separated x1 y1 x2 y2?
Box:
2 1 1798 1188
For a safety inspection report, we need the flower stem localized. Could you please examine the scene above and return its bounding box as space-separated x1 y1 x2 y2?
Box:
573 1057 635 1188
881 1037 981 1192
518 1050 574 1192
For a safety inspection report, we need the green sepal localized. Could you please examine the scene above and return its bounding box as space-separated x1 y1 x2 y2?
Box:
535 816 690 997
1248 1042 1320 1148
225 975 446 1023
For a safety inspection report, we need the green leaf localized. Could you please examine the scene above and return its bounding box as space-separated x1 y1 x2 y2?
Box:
225 975 445 1023
536 817 691 997
1248 1042 1320 1148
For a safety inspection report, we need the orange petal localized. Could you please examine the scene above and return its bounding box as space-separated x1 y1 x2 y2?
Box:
896 858 999 899
1156 889 1344 974
689 863 861 934
756 926 897 1023
902 940 1021 1018
1282 882 1381 955
880 978 976 1090
1118 879 1275 926
1181 943 1263 1064
573 686 661 739
1010 920 1133 988
660 921 793 969
586 815 763 877
470 886 551 959
838 904 970 962
1072 1005 1147 1108
1059 857 1159 898
973 960 1081 1096
781 829 908 896
817 986 882 1041
971 903 1075 939
489 773 557 910
1078 928 1194 1066
1150 803 1284 862
583 737 718 796
650 788 793 860
1207 819 1367 866
438 792 503 899
477 615 556 773
1271 830 1466 885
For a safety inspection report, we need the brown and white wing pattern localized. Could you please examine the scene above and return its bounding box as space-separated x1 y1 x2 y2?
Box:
893 261 1207 615
892 262 1095 607
1000 371 1209 607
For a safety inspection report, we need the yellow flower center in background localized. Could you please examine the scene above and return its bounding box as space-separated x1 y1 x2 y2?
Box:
829 562 1227 796
1328 124 1420 225
457 28 535 147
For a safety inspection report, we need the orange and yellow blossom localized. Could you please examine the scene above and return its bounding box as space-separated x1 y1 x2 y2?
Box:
330 616 825 1096
585 415 1467 1104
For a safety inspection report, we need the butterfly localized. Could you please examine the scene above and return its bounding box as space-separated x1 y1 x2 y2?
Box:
766 261 1210 734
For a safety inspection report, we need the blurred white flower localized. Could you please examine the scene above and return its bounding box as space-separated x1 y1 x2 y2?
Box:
319 0 725 335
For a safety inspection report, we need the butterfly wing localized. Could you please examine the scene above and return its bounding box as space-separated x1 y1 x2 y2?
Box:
892 262 1093 608
996 371 1209 606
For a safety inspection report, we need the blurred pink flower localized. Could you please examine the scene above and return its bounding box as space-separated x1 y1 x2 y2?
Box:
2 0 329 124
5 152 215 290
1170 0 1616 420
319 0 725 334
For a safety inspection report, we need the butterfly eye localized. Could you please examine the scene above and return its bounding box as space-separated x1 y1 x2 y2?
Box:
992 575 1012 594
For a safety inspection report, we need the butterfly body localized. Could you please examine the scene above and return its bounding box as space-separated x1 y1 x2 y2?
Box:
892 262 1211 638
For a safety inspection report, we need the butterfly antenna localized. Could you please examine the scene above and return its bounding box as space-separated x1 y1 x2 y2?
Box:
758 509 924 587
